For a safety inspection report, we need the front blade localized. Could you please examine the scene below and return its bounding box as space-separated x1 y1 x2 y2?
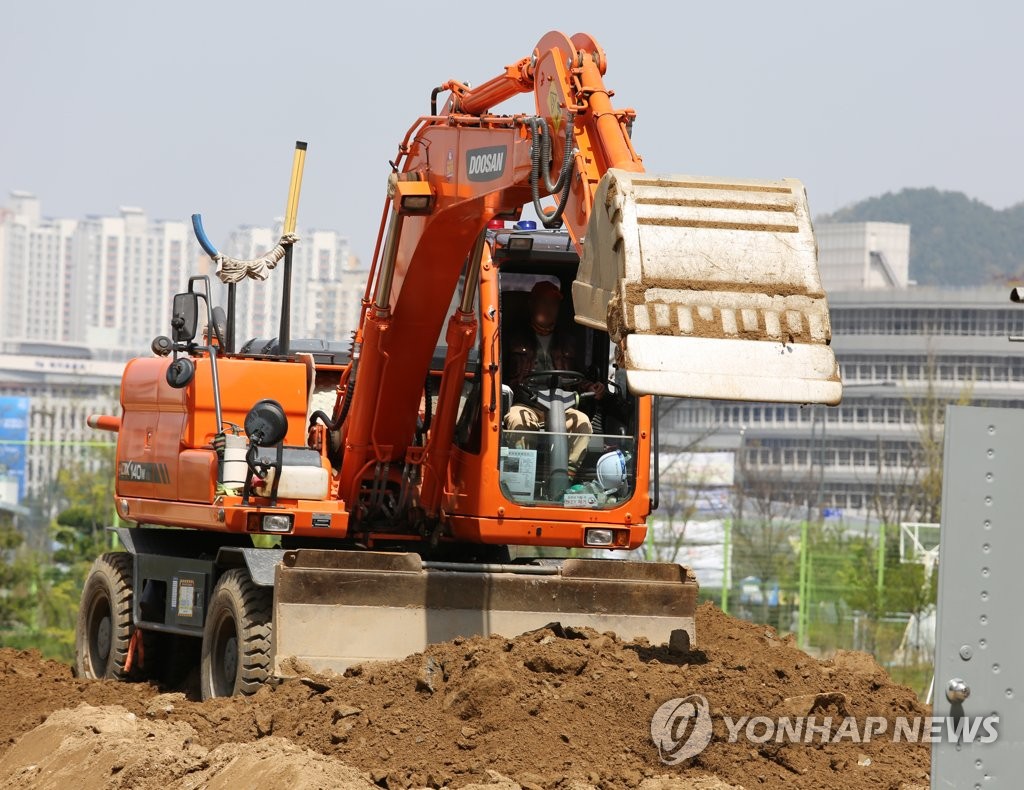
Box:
273 550 698 674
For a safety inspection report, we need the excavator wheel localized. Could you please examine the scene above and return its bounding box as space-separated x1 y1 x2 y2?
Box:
75 552 136 680
200 568 273 699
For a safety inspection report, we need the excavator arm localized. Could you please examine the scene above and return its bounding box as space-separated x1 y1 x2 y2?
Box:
338 30 841 519
448 30 840 403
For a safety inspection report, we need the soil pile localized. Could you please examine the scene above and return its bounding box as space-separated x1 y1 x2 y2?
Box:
0 703 376 790
0 603 930 789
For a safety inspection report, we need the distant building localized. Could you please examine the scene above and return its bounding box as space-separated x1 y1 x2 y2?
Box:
0 192 364 355
73 207 194 352
0 192 78 344
816 221 910 291
659 222 1024 523
0 193 196 354
0 342 122 510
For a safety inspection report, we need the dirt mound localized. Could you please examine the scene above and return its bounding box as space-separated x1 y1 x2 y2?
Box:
0 703 376 790
0 604 930 789
0 648 158 753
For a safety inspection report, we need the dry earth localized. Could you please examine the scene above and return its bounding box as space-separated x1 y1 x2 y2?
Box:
0 603 930 789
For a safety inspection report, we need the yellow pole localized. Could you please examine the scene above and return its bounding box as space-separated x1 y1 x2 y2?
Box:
283 141 307 236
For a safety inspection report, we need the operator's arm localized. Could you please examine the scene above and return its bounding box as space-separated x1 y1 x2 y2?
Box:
579 379 606 401
555 331 606 401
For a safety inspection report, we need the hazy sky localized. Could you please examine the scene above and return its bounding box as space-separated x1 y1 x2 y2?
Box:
3 1 1022 264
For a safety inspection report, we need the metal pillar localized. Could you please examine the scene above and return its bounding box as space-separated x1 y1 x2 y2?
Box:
931 405 1024 788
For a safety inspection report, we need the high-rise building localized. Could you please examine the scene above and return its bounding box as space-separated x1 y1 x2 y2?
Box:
302 229 366 342
72 207 193 352
0 192 78 343
0 193 195 353
0 193 372 355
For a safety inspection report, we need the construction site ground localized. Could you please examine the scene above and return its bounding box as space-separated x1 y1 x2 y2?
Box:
0 603 930 789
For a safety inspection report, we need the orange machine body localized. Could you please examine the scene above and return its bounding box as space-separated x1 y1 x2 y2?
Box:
114 356 348 539
106 30 657 553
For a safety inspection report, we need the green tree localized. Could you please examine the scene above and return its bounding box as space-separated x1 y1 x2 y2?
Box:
821 188 1024 287
0 518 36 631
46 450 117 657
51 447 116 562
732 469 797 630
838 526 938 658
0 449 117 660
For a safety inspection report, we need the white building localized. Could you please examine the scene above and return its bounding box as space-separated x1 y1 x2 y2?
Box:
0 342 122 510
0 193 196 354
816 221 911 292
0 192 78 343
302 228 366 341
73 207 194 352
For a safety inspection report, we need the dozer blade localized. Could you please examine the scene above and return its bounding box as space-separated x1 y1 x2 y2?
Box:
272 550 697 674
573 170 842 405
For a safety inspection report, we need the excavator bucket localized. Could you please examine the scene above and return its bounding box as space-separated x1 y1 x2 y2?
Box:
573 170 842 405
272 550 697 674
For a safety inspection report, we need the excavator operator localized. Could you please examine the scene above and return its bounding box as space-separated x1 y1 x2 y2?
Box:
503 281 605 479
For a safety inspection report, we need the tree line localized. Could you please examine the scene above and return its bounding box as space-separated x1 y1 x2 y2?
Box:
0 450 115 660
820 187 1024 287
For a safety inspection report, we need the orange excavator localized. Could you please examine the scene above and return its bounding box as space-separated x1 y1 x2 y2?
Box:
77 31 842 699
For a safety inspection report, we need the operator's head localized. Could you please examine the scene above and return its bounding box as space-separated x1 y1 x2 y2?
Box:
529 280 562 336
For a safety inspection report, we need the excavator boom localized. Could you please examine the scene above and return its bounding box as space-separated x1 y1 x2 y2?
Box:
435 31 842 408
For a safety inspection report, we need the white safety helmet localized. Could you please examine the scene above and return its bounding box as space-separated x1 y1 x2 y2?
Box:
595 449 629 493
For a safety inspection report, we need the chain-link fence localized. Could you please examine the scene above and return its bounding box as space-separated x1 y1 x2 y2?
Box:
644 512 939 700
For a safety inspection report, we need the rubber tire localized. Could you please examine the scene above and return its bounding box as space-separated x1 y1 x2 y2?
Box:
200 568 273 700
75 552 135 680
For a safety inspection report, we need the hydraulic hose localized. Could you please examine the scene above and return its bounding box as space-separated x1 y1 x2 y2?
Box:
309 365 356 467
310 358 357 434
430 86 445 116
530 117 572 194
309 336 359 471
527 114 575 229
191 214 219 258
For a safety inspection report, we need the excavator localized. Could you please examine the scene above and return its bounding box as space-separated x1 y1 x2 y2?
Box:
76 31 842 699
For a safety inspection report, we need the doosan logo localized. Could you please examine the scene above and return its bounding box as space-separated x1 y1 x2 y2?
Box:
466 146 506 181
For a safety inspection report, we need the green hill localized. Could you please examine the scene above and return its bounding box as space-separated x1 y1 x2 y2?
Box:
818 189 1024 287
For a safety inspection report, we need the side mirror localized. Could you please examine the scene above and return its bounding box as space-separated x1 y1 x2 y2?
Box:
171 292 199 343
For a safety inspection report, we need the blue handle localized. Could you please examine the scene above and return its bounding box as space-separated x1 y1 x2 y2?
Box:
191 213 219 258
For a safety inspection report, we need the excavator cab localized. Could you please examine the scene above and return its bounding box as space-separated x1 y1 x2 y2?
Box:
494 227 638 509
